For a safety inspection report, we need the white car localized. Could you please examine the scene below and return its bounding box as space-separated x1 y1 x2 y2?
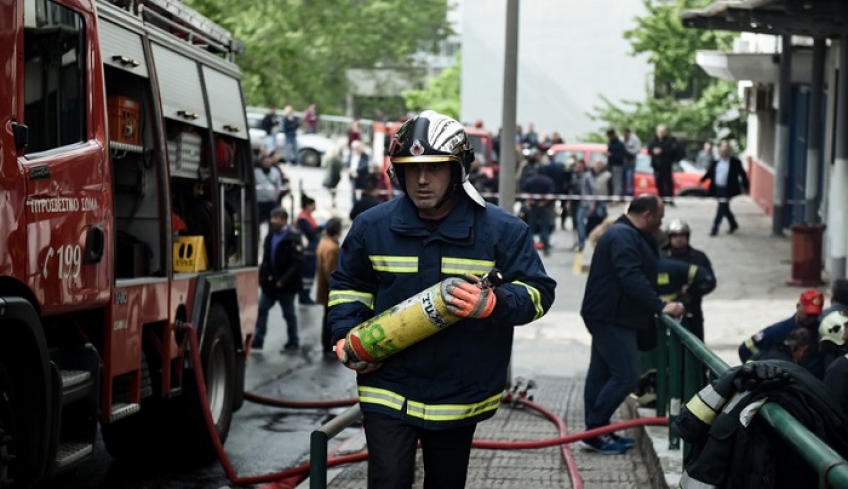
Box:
247 112 335 167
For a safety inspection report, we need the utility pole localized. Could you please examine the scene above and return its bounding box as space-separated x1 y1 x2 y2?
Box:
498 0 519 213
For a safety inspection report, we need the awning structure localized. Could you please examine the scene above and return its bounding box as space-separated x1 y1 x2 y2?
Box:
682 0 848 38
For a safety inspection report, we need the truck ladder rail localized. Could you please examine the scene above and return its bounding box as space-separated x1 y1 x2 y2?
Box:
102 0 243 58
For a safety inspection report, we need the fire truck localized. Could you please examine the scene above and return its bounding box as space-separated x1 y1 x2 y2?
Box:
1 0 258 486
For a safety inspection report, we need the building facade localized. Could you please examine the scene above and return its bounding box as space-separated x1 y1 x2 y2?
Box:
460 0 652 140
684 1 848 281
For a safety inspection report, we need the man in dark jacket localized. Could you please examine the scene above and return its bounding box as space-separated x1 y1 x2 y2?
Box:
252 207 304 352
647 125 681 206
581 194 685 454
661 218 715 341
521 163 556 256
700 139 750 236
606 129 628 198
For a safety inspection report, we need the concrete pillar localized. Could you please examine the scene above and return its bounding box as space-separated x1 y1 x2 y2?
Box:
772 35 792 236
804 39 826 223
830 37 848 280
498 0 519 213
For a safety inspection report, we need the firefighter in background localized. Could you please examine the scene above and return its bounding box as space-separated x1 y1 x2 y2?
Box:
661 218 715 341
823 311 848 416
738 289 823 363
328 110 556 489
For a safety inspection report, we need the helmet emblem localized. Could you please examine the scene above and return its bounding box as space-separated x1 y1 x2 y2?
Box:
410 139 425 156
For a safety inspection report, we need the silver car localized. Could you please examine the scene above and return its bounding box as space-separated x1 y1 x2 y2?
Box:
247 111 334 167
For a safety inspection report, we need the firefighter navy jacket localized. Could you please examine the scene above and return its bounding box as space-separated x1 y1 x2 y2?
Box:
675 360 848 488
328 195 556 430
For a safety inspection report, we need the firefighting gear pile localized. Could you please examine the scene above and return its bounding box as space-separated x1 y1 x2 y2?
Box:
673 360 848 489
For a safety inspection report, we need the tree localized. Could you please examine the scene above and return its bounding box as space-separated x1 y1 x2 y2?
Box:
401 54 461 118
587 0 744 151
184 0 452 114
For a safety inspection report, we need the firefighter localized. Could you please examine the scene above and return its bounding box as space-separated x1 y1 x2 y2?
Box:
662 218 715 341
822 311 848 416
738 289 823 363
819 310 848 369
328 110 556 489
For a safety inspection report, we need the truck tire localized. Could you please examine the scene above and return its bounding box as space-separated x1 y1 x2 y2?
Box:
0 360 17 488
176 303 236 465
198 304 236 444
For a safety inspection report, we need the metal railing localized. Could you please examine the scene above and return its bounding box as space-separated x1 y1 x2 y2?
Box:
309 404 362 489
655 314 848 487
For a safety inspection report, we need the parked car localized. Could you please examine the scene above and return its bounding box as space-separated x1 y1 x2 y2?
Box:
547 143 708 197
246 112 335 167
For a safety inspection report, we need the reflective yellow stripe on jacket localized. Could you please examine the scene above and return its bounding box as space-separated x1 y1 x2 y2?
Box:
687 264 698 284
441 257 495 276
743 337 761 357
328 290 375 309
359 386 501 422
513 280 544 320
369 255 418 273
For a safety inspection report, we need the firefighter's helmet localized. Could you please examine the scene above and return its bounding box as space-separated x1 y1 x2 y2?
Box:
819 310 848 346
666 218 691 236
388 110 485 207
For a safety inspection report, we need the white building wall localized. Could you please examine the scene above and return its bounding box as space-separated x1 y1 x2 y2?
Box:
460 0 652 140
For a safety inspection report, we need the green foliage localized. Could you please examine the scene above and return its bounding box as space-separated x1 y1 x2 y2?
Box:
184 0 451 113
589 0 745 150
590 80 744 147
625 0 736 94
401 54 461 118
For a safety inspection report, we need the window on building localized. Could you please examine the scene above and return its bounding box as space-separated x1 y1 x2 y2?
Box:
24 0 86 153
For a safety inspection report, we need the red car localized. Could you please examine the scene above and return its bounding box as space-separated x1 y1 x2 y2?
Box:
547 143 708 197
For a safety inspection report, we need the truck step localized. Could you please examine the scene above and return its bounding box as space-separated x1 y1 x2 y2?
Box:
59 369 93 405
110 402 140 422
61 369 91 390
54 441 93 469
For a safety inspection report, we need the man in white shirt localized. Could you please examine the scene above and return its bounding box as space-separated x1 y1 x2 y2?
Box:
699 140 750 236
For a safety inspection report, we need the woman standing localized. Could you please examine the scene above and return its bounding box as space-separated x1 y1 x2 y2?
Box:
295 195 322 304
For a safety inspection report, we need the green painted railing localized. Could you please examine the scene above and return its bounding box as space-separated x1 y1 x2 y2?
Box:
655 314 848 487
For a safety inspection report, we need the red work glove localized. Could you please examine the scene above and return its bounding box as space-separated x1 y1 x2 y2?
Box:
442 276 497 319
335 339 381 373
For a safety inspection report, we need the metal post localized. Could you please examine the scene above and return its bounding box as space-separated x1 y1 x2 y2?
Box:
772 35 792 236
309 404 362 489
655 322 668 417
498 0 519 213
310 431 329 489
831 37 848 280
668 331 682 450
805 39 826 224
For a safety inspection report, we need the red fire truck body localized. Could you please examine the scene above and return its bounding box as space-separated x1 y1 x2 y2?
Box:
1 0 259 486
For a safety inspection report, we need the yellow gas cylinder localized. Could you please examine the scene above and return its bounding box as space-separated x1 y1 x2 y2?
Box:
342 270 502 364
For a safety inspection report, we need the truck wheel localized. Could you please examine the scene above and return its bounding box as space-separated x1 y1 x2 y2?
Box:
200 304 236 442
178 304 236 465
0 361 16 488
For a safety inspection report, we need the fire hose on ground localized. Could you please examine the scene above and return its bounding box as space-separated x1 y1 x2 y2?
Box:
182 324 669 488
